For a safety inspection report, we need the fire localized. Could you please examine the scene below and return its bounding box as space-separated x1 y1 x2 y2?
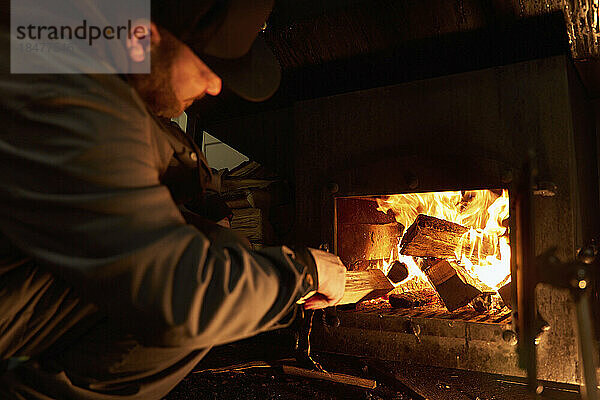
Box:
376 189 510 291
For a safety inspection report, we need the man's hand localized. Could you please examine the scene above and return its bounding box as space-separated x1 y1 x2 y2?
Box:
303 249 346 310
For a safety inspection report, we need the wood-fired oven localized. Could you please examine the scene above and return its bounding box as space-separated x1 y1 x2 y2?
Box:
192 10 600 395
290 54 600 388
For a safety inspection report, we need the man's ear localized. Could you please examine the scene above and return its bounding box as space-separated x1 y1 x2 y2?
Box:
127 20 159 63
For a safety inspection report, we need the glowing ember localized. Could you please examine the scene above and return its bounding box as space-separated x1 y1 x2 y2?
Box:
375 189 510 291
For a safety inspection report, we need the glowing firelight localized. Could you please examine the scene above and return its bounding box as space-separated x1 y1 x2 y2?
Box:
376 189 510 291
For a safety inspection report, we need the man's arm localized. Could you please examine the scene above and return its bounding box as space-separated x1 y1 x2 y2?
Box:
0 72 338 348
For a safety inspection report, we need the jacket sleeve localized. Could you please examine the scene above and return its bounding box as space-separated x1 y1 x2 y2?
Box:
0 73 317 348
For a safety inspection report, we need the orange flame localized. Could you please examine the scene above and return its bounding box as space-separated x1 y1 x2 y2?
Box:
376 189 510 291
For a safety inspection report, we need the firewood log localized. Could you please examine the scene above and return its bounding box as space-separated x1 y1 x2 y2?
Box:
338 222 404 269
470 292 495 313
336 197 404 270
230 208 273 243
423 260 482 311
400 214 498 263
498 281 512 309
389 290 435 308
386 260 409 284
336 197 397 225
338 269 395 305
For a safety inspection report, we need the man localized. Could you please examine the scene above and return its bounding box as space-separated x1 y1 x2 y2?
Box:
0 0 346 398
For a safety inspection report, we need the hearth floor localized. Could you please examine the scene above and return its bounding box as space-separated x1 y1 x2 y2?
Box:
163 332 581 400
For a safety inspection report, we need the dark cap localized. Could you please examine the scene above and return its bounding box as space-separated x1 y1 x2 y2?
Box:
151 0 281 102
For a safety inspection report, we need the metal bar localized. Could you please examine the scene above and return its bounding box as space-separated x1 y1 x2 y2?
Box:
575 292 599 400
516 154 539 397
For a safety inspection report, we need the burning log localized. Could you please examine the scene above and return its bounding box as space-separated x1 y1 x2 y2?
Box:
497 281 512 309
336 197 404 270
339 269 395 305
400 214 498 263
423 260 482 311
389 290 435 309
386 260 409 284
470 292 495 313
338 222 404 269
336 197 397 225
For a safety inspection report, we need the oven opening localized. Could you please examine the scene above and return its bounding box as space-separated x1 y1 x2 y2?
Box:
335 189 512 324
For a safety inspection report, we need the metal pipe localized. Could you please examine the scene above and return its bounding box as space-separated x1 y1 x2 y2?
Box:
575 292 599 400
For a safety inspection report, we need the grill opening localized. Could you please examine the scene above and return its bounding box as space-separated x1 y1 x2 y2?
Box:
335 189 512 324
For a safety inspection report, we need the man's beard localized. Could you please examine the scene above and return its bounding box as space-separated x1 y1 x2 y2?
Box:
128 32 183 118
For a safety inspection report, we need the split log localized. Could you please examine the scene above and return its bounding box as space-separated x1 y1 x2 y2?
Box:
336 197 397 225
336 197 403 270
400 214 498 263
417 257 442 270
224 189 271 209
417 257 490 292
230 208 273 243
423 260 482 311
389 290 435 309
339 269 395 305
221 178 276 192
338 222 404 269
498 281 512 309
470 292 495 313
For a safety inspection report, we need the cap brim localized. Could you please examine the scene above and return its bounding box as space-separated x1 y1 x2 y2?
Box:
201 37 281 102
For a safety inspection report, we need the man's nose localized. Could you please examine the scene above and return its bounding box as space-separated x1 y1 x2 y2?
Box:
206 74 222 96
